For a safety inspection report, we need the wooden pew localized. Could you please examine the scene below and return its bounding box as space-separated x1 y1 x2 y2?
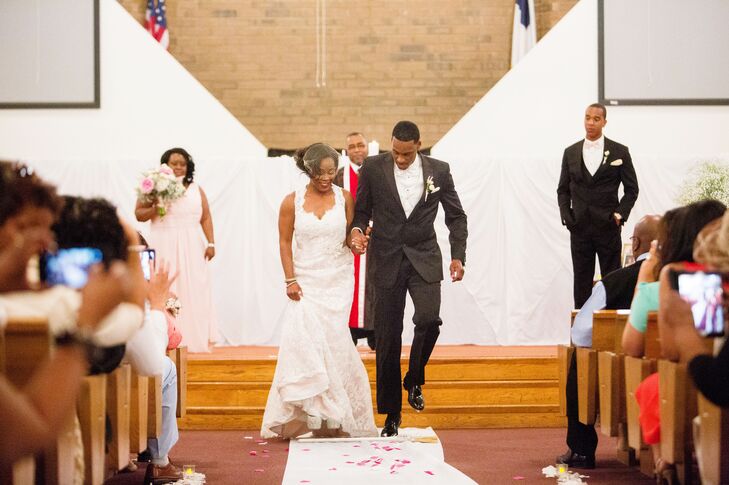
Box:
644 312 661 359
147 374 163 441
130 372 149 454
166 345 188 418
558 311 578 416
578 310 627 425
77 374 107 485
1 318 92 485
658 359 696 484
596 310 629 436
0 317 55 485
576 347 597 425
107 364 132 472
695 392 729 485
624 355 657 476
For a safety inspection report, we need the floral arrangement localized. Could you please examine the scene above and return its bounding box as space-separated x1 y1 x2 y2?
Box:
136 164 186 217
165 296 182 317
677 161 729 206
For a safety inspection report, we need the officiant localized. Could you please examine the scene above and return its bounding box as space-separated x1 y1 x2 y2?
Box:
334 132 376 350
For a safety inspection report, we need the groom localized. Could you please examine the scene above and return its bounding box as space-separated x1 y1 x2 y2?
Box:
351 121 468 436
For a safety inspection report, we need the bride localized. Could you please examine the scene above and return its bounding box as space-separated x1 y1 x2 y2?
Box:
260 143 378 439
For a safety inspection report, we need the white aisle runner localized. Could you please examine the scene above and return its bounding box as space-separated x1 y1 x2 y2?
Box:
282 428 477 484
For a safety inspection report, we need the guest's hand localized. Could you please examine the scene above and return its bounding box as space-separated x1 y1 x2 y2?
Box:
658 264 693 332
205 246 215 261
637 240 660 284
613 213 623 226
450 259 465 282
77 262 131 329
148 259 178 311
286 282 303 301
0 225 55 291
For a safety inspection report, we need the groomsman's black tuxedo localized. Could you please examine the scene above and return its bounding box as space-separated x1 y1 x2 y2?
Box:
557 137 639 308
352 152 467 414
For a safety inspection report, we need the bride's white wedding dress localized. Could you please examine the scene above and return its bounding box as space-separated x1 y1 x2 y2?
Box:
260 185 378 439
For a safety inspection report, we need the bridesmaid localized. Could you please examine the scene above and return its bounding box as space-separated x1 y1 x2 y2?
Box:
135 148 218 352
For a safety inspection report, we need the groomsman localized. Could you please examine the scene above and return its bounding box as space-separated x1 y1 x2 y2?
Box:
557 103 639 308
334 132 376 350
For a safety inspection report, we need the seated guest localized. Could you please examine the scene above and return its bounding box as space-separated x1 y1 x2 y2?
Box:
0 162 132 467
134 260 182 482
138 232 183 350
620 200 725 481
622 200 726 357
56 199 182 481
558 215 660 469
658 211 729 404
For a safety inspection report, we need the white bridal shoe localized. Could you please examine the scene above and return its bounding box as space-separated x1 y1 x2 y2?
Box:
306 415 322 430
325 418 341 429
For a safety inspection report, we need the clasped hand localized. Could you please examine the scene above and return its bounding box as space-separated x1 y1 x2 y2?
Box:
350 228 370 256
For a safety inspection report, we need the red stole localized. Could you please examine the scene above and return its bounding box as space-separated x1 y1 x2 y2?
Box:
344 163 367 328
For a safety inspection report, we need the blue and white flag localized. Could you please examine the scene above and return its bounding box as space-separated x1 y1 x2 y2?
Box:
511 0 537 67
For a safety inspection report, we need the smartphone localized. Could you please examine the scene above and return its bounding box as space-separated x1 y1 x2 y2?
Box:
40 247 103 289
669 269 726 337
140 249 156 281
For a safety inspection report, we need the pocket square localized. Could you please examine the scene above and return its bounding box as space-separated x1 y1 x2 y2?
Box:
610 159 623 166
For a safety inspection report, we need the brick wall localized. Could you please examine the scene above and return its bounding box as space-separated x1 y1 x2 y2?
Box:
121 0 577 150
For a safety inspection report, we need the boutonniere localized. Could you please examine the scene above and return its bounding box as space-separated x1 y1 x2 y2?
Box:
425 175 440 201
602 150 610 165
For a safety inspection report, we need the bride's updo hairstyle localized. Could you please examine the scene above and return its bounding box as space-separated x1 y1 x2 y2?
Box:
294 143 339 178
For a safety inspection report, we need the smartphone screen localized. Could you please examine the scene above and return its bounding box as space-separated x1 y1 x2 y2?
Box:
676 271 725 337
140 249 156 281
40 248 103 289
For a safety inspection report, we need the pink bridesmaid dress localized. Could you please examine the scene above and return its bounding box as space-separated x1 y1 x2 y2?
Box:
149 183 218 352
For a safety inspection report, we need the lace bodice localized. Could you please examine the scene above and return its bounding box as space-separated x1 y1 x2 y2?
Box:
293 185 350 269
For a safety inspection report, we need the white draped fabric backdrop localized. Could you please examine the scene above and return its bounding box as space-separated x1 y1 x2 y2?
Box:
25 153 723 347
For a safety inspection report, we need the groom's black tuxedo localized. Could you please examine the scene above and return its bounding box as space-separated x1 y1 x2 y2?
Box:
352 152 467 415
557 137 639 307
352 153 468 287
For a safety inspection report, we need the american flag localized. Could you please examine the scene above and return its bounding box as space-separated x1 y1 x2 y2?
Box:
145 0 170 49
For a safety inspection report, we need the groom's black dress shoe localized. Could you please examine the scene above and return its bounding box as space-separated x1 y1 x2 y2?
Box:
406 384 425 411
381 413 401 437
556 449 595 469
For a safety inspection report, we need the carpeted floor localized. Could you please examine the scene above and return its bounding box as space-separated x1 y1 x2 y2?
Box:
145 427 654 484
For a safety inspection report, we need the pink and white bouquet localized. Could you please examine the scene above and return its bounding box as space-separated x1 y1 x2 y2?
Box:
136 164 186 217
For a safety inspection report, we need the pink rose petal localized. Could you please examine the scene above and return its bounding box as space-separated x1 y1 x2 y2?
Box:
425 470 435 475
301 448 310 452
512 477 525 480
262 449 269 453
329 467 337 471
249 451 257 456
254 468 264 473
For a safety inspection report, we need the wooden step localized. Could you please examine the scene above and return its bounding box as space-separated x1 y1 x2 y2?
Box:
186 379 559 408
178 404 566 430
187 357 558 383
